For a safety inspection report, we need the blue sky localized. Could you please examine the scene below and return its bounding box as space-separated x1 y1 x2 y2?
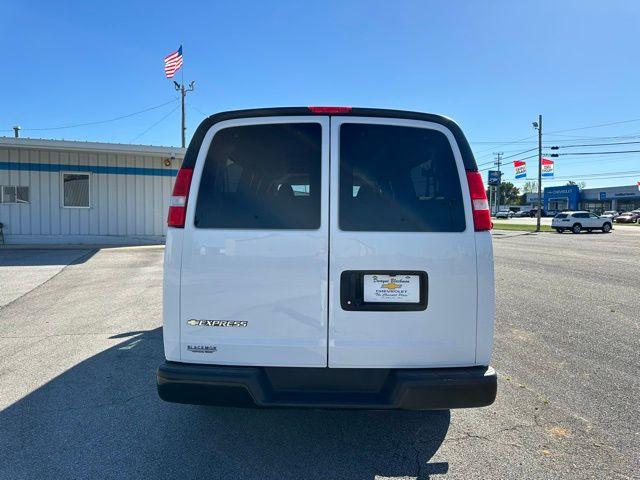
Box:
2 0 639 188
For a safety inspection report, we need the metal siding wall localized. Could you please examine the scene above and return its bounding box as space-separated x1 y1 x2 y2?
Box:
50 150 61 235
97 153 108 235
0 146 181 242
40 150 51 234
10 149 21 233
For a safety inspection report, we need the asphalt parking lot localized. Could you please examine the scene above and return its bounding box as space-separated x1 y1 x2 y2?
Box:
0 231 638 479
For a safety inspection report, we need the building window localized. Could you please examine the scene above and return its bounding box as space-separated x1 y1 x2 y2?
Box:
0 186 29 204
580 201 610 214
62 173 90 208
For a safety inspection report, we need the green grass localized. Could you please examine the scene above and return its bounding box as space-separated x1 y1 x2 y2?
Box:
492 222 555 232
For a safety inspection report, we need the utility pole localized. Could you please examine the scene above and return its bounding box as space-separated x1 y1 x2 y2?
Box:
534 114 543 232
174 80 195 148
494 152 503 213
12 126 20 138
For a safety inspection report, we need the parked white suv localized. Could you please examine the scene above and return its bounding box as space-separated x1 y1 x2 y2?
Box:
157 107 497 410
552 211 613 233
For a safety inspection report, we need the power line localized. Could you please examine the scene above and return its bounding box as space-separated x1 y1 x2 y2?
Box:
545 132 640 140
470 140 538 145
558 149 640 156
476 147 538 167
188 103 209 118
470 116 640 150
549 140 640 149
501 147 539 160
8 99 180 132
478 153 538 172
129 105 181 143
472 134 538 156
545 117 640 135
511 169 640 181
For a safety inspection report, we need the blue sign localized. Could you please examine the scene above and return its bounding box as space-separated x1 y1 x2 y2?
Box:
599 191 606 200
488 170 501 186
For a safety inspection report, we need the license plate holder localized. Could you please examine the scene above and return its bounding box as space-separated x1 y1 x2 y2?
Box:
340 270 428 311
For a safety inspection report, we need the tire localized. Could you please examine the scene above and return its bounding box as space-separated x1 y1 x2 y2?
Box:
602 223 611 233
572 223 582 234
555 228 564 233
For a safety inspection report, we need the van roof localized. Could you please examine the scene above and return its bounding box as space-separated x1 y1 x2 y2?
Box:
181 107 479 171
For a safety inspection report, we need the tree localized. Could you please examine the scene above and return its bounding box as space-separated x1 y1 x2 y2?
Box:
566 181 586 189
499 182 520 205
487 182 520 207
522 181 537 194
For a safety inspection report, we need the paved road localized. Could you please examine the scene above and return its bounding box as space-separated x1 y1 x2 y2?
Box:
0 234 637 479
0 248 93 307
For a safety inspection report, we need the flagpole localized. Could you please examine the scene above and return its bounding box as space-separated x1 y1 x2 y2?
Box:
169 45 194 149
180 45 185 148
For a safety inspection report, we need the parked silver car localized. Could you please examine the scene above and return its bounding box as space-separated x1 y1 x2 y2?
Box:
495 210 513 219
600 210 619 221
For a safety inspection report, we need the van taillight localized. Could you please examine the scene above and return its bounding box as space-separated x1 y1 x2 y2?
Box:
308 106 352 113
466 170 492 231
167 167 193 228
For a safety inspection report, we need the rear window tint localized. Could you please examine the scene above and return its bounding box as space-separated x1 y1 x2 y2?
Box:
339 123 465 232
194 123 321 229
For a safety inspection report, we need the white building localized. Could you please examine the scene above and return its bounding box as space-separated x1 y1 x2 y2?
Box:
0 137 184 244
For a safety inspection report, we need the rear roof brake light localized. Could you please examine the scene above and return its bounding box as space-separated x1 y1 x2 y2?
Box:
308 106 352 114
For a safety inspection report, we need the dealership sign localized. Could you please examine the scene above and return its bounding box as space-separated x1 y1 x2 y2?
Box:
514 160 527 179
488 170 501 186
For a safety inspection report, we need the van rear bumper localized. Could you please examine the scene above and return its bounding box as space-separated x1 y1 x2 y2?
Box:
157 362 497 410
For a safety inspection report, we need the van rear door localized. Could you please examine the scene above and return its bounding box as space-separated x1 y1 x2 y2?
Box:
180 116 329 367
328 117 478 368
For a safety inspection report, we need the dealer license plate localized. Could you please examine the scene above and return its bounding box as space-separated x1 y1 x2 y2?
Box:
363 274 420 303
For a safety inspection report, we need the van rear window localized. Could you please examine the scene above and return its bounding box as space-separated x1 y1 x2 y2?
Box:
339 123 465 232
194 123 321 229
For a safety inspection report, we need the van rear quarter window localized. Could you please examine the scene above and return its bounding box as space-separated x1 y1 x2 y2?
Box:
194 123 321 229
339 123 465 232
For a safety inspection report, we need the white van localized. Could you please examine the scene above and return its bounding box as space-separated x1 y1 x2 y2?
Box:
157 107 496 410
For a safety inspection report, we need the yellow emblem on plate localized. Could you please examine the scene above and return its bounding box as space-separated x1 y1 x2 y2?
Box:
381 282 401 290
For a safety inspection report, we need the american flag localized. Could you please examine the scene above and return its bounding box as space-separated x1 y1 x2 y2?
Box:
164 46 183 78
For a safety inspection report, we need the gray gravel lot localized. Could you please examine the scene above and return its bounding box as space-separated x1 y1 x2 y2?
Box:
0 232 638 479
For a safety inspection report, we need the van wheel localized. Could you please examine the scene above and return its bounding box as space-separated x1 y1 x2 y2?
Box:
572 224 582 234
602 223 612 233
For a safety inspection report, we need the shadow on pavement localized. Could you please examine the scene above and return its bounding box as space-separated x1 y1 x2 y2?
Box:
0 327 450 480
0 248 96 267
